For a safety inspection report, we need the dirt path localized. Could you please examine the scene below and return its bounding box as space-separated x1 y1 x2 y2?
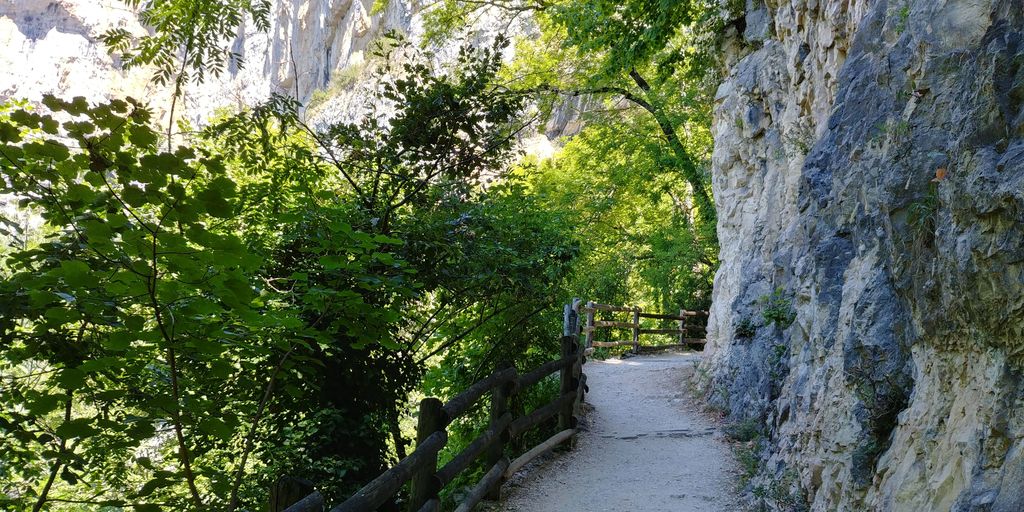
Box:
496 352 741 512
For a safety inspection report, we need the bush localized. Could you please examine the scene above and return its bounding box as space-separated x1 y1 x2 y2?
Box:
735 316 757 338
724 417 763 443
761 288 796 329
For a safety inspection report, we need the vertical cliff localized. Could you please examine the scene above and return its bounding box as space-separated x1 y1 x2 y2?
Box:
1 0 513 124
703 0 1024 510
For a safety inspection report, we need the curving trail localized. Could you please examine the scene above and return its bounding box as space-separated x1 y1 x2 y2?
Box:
496 352 741 512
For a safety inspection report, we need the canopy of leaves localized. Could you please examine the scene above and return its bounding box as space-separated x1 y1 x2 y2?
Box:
1 0 729 509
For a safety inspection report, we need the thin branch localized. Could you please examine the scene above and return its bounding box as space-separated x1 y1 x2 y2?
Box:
227 345 297 511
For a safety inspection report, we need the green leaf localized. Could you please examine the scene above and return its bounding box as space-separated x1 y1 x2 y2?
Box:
198 417 234 441
136 478 170 498
55 368 86 390
129 125 159 148
78 357 120 373
56 418 99 439
67 96 89 115
26 393 64 415
59 260 93 287
197 185 233 218
0 121 20 143
66 183 95 203
121 185 147 207
105 331 134 351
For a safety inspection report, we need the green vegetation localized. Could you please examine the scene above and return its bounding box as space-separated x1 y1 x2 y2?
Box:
306 61 368 114
724 417 763 443
908 182 938 235
735 316 757 339
761 288 797 329
752 467 808 512
894 4 911 35
0 0 731 509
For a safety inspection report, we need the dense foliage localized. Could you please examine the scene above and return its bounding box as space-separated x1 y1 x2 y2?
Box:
1 0 729 509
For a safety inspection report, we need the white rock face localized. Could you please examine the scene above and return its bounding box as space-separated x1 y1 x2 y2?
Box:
704 0 1024 510
0 1 159 104
1 0 570 158
2 1 512 120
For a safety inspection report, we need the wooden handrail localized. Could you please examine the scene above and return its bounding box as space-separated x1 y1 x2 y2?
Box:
283 492 323 512
508 391 577 438
441 367 517 422
517 355 573 390
331 430 447 512
586 303 639 312
453 458 509 512
284 298 705 512
435 412 513 487
505 429 575 479
593 320 639 328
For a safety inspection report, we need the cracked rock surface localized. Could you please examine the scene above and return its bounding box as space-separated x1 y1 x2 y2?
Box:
702 1 1024 510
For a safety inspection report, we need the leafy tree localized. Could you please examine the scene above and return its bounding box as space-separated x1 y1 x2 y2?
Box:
100 0 272 148
394 0 738 223
0 96 309 509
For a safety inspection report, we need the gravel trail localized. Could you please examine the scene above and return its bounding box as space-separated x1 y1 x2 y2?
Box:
496 351 741 512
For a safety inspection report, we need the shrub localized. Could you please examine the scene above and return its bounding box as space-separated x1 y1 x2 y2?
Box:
724 417 763 443
761 288 796 329
735 316 757 339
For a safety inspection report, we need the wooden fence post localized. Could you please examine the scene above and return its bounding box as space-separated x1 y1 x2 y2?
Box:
485 363 513 501
408 398 443 512
679 308 686 346
563 303 572 337
631 308 640 354
584 301 595 349
558 335 577 432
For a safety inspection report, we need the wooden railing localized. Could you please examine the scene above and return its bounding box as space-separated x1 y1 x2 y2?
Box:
280 299 703 512
580 301 708 354
284 300 589 512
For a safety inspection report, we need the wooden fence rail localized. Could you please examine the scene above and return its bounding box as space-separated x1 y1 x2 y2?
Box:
280 298 703 512
580 301 708 354
283 300 588 512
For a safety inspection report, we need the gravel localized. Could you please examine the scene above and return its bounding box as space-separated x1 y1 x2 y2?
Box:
494 351 742 512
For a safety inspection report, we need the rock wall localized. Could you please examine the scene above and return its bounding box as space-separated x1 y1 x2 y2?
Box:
703 0 1024 510
1 0 563 152
2 0 394 120
1 0 518 121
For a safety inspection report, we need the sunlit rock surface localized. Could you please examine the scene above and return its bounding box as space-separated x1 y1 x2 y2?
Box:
1 0 444 122
1 1 560 131
703 1 1024 510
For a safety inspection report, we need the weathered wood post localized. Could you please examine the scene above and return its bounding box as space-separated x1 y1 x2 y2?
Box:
558 335 577 432
485 363 513 501
679 308 686 347
631 307 640 354
563 303 572 337
584 301 595 349
408 398 443 512
270 477 316 512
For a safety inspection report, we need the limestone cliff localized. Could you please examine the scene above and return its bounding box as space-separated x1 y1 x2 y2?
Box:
1 0 512 124
1 0 562 154
703 0 1024 510
2 0 378 119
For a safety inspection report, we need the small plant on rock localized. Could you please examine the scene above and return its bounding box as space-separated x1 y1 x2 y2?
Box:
735 316 757 339
724 417 763 443
761 287 797 329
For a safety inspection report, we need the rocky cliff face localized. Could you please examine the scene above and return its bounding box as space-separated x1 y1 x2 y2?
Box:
703 0 1024 510
2 0 394 120
1 0 562 153
1 0 510 121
